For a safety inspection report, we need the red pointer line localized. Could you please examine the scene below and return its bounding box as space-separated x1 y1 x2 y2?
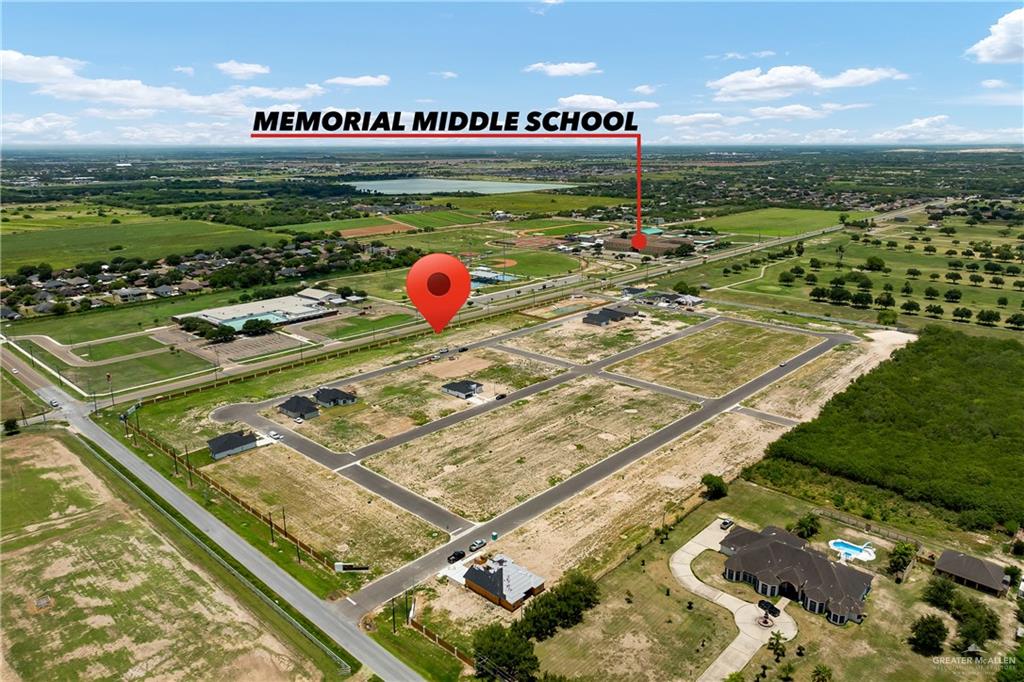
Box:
250 132 644 239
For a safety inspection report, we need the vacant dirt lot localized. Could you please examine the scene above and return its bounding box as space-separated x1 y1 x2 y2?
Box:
265 348 560 452
520 296 606 320
744 330 914 421
364 375 697 521
1 432 315 681
507 312 691 364
611 321 821 397
203 444 443 576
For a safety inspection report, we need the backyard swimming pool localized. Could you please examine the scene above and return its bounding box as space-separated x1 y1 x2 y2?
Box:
829 539 876 562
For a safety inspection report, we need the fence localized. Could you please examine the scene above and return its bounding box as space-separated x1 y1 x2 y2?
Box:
123 420 336 572
408 618 475 667
812 507 923 548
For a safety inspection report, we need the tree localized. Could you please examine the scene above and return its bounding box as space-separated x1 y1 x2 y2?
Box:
828 287 851 305
791 513 820 539
969 273 985 286
768 630 784 655
901 300 921 315
3 418 18 435
945 272 962 284
952 307 973 322
991 276 1005 288
925 304 944 318
906 268 922 278
811 665 834 682
909 614 948 656
923 576 957 610
924 286 940 299
805 273 818 285
1007 313 1024 330
889 542 915 574
724 673 745 682
874 292 896 309
241 318 274 336
778 271 796 286
809 287 829 302
851 292 873 308
901 281 914 296
998 297 1009 307
795 241 805 257
944 288 962 303
700 474 728 500
473 624 539 681
865 255 886 271
976 309 1000 326
777 662 796 681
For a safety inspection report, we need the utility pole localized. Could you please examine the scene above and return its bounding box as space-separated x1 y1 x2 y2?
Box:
268 510 276 545
106 373 114 407
281 507 288 537
185 450 193 487
391 597 397 634
19 406 26 427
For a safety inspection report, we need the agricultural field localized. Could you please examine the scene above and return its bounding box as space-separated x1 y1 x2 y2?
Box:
389 211 485 229
263 348 560 453
202 445 444 578
0 430 317 680
13 340 213 393
699 208 873 238
2 219 269 273
364 375 698 521
506 311 692 363
610 321 821 397
0 202 156 234
424 192 625 215
70 334 165 361
0 368 48 421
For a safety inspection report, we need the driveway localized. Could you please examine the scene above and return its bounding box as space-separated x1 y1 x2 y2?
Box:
670 520 798 682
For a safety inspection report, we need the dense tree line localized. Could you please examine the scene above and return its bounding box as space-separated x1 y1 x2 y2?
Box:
763 326 1024 529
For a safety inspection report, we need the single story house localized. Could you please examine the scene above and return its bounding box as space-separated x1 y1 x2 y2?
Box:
207 430 258 460
934 550 1009 597
583 306 632 326
464 555 545 612
114 287 149 303
442 380 483 400
313 387 357 407
582 311 612 326
720 525 873 625
278 395 320 419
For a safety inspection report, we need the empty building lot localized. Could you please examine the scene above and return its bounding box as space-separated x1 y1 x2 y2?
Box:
363 375 697 521
202 445 444 579
263 348 560 452
609 321 821 398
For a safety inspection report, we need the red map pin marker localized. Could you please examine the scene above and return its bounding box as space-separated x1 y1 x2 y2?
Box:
406 253 471 333
631 232 647 251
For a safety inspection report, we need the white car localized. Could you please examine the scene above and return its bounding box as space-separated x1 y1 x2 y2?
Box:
10 368 18 374
294 417 304 424
49 400 60 408
269 430 282 440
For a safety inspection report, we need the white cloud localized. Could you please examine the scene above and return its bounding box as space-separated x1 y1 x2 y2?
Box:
173 66 195 77
707 65 908 101
748 102 869 119
82 107 157 120
557 94 658 110
325 74 390 87
3 112 75 135
215 60 270 80
633 84 657 95
959 90 1024 106
966 8 1023 63
1 50 84 82
430 71 458 79
704 50 776 61
870 114 1023 143
655 112 748 126
981 79 1009 88
525 61 602 77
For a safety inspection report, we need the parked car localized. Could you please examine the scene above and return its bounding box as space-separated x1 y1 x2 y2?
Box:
430 354 441 361
720 518 734 530
294 417 304 424
447 550 466 564
458 347 469 353
268 430 282 440
779 361 788 367
49 399 59 407
468 539 487 552
11 368 18 374
439 347 450 354
495 393 507 400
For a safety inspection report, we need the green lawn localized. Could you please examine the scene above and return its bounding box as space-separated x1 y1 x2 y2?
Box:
0 202 156 235
483 250 581 278
14 340 213 393
390 211 485 229
2 219 272 273
71 335 165 361
424 192 625 215
307 313 416 340
368 610 464 682
508 218 579 231
534 222 617 236
378 226 508 254
271 216 398 233
1 368 48 422
699 208 874 238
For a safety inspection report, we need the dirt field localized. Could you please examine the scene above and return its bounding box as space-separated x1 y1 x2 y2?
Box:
743 330 915 421
0 432 316 681
364 375 698 521
611 321 821 397
265 348 559 452
520 296 607 320
507 312 691 364
203 445 443 577
339 222 417 237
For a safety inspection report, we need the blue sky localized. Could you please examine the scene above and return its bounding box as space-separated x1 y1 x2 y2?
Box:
2 2 1022 145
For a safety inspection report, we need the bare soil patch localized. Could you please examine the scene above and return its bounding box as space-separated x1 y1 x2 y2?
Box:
365 375 698 521
507 313 690 364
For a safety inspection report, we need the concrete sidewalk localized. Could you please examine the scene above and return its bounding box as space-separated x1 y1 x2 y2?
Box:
670 520 798 682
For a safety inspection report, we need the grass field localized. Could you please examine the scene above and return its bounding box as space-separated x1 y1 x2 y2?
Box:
0 202 156 234
698 208 873 238
4 287 293 344
483 250 581 278
368 609 464 682
610 321 820 397
71 335 165 360
0 430 320 680
364 375 697 521
378 225 507 253
15 340 213 393
508 218 579 231
533 222 618 236
2 219 270 272
1 368 48 421
424 192 625 215
390 211 484 229
203 445 444 577
306 312 416 340
271 216 396 233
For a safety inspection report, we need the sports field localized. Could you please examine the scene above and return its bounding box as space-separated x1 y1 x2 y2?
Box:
71 335 165 360
482 250 581 277
364 375 697 521
699 208 872 238
0 431 317 680
424 191 624 214
389 211 484 229
2 219 269 272
610 321 820 397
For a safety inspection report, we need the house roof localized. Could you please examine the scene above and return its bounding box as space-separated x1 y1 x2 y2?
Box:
207 430 257 454
278 395 318 414
314 387 356 403
723 525 873 618
464 555 544 605
443 380 482 394
935 551 1006 592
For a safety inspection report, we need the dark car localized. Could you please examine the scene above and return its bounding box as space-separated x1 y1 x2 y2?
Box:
458 347 469 352
758 599 780 617
495 393 507 400
447 550 466 564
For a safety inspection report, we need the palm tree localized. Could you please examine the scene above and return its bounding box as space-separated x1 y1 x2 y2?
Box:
811 664 834 682
767 630 784 654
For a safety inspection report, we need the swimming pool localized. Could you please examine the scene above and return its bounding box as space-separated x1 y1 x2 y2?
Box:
829 539 876 561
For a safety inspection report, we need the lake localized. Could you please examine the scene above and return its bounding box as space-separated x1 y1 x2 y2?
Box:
350 178 575 195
